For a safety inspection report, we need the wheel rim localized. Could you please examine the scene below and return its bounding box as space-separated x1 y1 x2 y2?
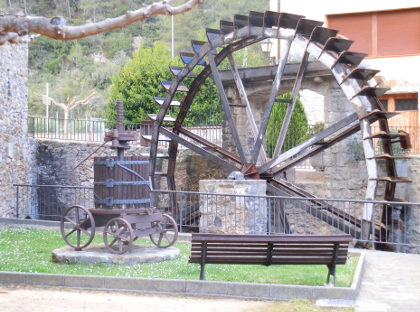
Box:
149 214 178 248
147 11 410 241
60 205 95 250
103 217 134 254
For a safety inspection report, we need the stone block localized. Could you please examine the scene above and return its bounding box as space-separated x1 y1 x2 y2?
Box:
199 179 267 234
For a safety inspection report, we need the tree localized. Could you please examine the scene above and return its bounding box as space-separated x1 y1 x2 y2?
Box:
0 0 203 44
266 93 308 157
106 41 223 127
106 42 176 125
43 91 96 134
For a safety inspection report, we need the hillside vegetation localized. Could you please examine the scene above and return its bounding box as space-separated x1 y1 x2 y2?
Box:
1 0 268 120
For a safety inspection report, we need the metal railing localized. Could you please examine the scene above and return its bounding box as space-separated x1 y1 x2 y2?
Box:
12 184 420 253
27 116 223 147
28 116 107 142
14 184 94 221
151 189 420 254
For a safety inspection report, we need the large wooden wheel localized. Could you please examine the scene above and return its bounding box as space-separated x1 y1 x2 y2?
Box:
60 205 95 251
146 11 410 241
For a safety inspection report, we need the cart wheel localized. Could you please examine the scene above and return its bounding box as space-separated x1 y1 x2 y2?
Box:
149 214 178 248
103 217 134 254
60 205 95 251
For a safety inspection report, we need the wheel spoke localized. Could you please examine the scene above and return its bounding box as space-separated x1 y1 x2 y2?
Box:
109 238 118 247
79 217 90 228
163 232 171 243
157 234 163 246
79 228 91 236
75 208 80 224
227 53 268 164
208 50 246 163
64 216 77 227
76 230 81 247
251 37 293 164
64 228 76 238
272 51 310 159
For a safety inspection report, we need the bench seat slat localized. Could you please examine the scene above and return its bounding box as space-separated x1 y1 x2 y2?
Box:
190 257 347 265
191 248 349 255
192 234 353 244
190 234 352 284
191 244 349 249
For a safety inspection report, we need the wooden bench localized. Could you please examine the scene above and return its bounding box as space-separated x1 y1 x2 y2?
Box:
189 233 353 286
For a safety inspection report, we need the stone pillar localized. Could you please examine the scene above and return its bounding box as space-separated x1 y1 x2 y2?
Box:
0 42 36 217
199 179 267 234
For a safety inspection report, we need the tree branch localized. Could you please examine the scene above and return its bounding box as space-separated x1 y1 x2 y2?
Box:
0 0 203 44
68 91 96 110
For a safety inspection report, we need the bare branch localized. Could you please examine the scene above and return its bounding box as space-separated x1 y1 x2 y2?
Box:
68 91 96 110
46 96 68 111
0 0 203 44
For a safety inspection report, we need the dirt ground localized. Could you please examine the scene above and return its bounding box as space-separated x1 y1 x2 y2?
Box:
0 285 271 312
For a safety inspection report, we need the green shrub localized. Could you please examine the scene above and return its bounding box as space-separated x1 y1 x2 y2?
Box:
266 93 308 157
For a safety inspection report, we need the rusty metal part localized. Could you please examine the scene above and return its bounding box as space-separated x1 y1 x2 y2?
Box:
398 130 411 150
241 163 260 179
104 100 137 160
103 217 134 254
149 214 178 248
74 140 109 170
60 205 95 251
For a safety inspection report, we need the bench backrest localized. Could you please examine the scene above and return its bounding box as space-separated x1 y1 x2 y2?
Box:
190 234 352 266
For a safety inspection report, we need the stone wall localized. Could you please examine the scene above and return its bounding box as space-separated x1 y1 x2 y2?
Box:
0 43 37 217
36 140 150 187
199 179 267 234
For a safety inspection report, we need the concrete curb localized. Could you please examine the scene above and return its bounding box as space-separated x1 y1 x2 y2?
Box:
0 270 361 300
0 253 364 301
0 217 364 301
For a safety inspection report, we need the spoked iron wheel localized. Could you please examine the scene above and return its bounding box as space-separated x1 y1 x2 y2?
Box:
60 205 95 251
147 11 410 243
103 217 134 254
149 214 178 248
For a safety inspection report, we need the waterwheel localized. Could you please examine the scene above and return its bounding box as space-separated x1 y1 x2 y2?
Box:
145 11 411 245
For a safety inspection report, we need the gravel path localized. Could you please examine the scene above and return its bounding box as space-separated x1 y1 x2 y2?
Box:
0 285 269 312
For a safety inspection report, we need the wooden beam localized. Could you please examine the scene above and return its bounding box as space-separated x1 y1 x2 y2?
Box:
272 51 310 158
178 127 242 164
250 38 294 164
207 51 247 163
227 53 267 164
160 127 239 173
270 120 361 175
259 113 359 173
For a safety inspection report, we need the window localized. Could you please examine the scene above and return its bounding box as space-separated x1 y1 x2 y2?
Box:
395 99 418 111
380 99 388 111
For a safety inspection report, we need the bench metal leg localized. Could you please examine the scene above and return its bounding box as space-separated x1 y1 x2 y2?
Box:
326 264 336 286
200 263 205 280
200 242 207 281
327 242 339 286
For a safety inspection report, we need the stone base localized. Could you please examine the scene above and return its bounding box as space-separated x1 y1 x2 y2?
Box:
199 179 267 234
52 244 180 265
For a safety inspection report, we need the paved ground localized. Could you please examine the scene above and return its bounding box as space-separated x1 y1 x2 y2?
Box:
355 249 420 312
0 286 272 312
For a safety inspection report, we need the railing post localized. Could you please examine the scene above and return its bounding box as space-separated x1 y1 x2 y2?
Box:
55 112 59 138
179 193 183 233
15 185 19 219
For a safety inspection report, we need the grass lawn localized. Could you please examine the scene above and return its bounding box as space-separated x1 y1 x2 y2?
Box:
0 227 357 287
